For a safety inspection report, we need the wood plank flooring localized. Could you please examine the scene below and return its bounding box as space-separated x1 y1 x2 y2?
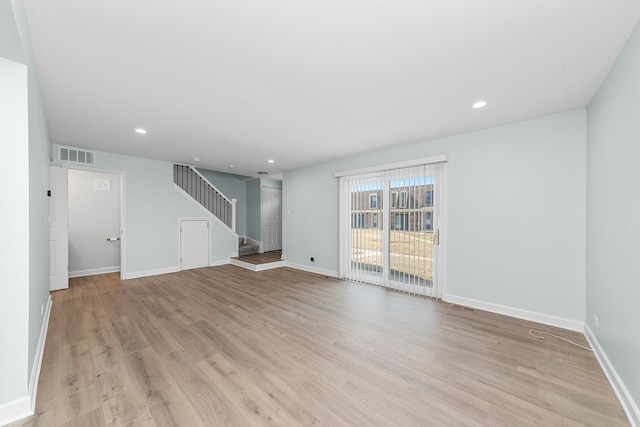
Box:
233 251 283 265
10 266 629 426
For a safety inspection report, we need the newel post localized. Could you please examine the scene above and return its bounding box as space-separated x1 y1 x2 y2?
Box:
231 198 237 232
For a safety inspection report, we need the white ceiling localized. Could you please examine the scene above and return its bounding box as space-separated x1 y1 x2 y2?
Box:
23 0 640 179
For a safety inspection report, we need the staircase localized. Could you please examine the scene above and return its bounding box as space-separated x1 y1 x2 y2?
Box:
238 237 259 256
174 164 262 259
173 164 236 231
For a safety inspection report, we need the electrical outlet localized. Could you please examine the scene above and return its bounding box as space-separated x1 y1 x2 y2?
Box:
593 314 599 328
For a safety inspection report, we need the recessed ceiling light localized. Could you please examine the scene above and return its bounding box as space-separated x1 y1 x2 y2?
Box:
267 159 275 164
228 165 235 169
135 128 147 134
472 101 488 109
192 157 200 162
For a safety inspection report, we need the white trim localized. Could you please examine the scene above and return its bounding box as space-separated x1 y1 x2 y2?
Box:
0 396 30 426
585 325 640 427
122 266 179 280
0 296 52 426
120 172 127 280
50 162 127 281
69 266 120 278
29 296 52 412
443 294 584 332
209 258 230 267
230 258 286 271
174 184 239 238
434 163 449 295
286 261 339 278
231 198 237 233
334 154 448 177
255 261 286 271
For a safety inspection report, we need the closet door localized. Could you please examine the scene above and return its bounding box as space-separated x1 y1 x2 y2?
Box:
180 220 209 270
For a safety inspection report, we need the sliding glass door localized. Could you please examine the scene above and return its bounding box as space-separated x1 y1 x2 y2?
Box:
349 174 385 285
339 161 446 298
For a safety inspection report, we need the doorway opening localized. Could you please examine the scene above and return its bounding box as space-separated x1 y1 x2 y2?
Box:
50 166 125 291
68 169 122 278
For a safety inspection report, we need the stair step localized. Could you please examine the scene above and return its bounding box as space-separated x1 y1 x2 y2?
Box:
239 243 259 256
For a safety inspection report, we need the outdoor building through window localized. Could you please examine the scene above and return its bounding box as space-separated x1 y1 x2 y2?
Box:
370 194 378 208
400 191 408 208
391 191 398 208
425 190 433 206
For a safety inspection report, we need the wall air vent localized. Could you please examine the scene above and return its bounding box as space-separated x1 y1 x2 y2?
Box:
59 147 95 165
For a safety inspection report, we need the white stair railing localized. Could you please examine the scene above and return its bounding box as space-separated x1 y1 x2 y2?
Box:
173 164 236 232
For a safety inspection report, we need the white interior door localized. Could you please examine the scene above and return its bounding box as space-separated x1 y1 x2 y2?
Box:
68 170 121 277
180 220 209 270
50 166 69 291
262 187 282 252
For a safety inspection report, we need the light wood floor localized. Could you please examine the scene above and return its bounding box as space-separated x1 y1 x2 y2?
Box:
11 266 628 426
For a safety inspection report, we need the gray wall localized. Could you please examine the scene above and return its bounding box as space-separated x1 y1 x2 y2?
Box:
0 0 51 407
283 109 587 322
587 20 640 412
68 170 121 275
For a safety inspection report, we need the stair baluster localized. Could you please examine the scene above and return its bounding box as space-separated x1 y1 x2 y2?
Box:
173 164 236 232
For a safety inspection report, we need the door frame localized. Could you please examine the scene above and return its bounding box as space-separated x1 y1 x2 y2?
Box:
50 166 69 291
54 165 127 279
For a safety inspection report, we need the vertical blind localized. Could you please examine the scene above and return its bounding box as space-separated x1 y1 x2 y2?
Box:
338 161 444 298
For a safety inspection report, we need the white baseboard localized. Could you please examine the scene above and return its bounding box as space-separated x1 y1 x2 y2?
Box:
29 296 52 413
69 266 120 278
122 266 179 280
0 396 30 427
230 258 286 271
443 294 584 332
243 236 261 248
0 296 52 426
285 262 339 278
585 325 639 427
209 259 230 267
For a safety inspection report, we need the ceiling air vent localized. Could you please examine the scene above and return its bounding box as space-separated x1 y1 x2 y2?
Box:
59 147 95 165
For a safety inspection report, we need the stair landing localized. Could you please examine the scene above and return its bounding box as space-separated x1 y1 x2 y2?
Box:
230 251 285 271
